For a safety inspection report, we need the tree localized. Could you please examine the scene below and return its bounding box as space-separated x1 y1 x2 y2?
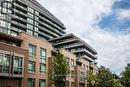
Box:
87 66 123 87
87 71 98 87
49 50 70 87
120 63 130 87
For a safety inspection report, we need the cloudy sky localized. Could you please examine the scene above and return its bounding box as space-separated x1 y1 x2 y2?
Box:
37 0 130 74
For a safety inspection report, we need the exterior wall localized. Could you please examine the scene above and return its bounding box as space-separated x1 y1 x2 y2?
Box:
0 41 28 87
60 49 76 87
18 32 53 87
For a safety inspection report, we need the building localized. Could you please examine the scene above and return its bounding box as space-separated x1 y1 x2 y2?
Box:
0 0 98 87
0 32 53 87
0 0 66 40
48 33 98 73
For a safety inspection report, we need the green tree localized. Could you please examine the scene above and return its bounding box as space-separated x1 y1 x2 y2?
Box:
87 66 123 87
120 63 130 87
50 50 70 87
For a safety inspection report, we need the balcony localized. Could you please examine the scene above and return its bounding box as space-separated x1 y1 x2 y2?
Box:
14 2 27 11
14 9 27 17
38 31 53 39
53 38 78 46
39 21 63 36
12 15 26 23
65 43 83 49
11 21 26 29
72 48 97 59
38 25 59 38
39 15 66 34
80 55 94 62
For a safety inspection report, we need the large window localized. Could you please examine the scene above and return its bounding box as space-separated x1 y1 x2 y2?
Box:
27 18 33 24
13 56 23 74
40 63 46 73
0 20 10 28
39 80 45 87
71 59 75 67
28 79 35 87
27 29 33 35
27 24 33 30
28 61 35 73
40 48 46 73
28 12 33 18
40 48 46 63
0 53 10 73
28 7 34 13
29 44 36 57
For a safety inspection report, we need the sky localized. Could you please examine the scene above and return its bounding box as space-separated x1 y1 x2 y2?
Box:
37 0 130 74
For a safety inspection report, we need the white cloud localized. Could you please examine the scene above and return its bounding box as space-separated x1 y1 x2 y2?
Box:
117 9 130 20
37 0 130 74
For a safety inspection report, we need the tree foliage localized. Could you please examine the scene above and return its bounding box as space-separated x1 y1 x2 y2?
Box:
120 63 130 87
50 51 70 87
87 66 123 87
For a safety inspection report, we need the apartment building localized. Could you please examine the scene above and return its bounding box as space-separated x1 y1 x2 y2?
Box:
0 32 53 87
0 0 66 39
49 33 98 73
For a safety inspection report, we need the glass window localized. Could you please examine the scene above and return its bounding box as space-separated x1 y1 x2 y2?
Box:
28 44 36 57
40 63 46 73
0 20 10 28
34 21 38 26
28 61 35 73
34 32 38 36
28 79 35 87
71 59 74 67
28 7 34 13
27 29 33 35
27 24 33 30
34 27 38 32
3 54 10 73
27 18 33 24
40 48 46 63
35 11 39 15
10 31 17 36
28 12 33 18
0 54 3 65
35 16 39 21
13 56 23 74
39 80 45 87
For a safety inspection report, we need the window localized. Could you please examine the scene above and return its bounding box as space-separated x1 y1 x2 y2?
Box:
34 27 38 32
0 53 10 73
35 11 39 16
28 12 33 18
28 79 35 87
35 16 39 21
2 54 10 73
39 80 45 87
10 31 17 36
27 18 33 24
29 44 36 57
13 56 23 74
71 59 74 67
28 61 35 73
40 48 46 63
40 63 46 73
0 20 10 28
28 7 34 13
27 29 33 35
27 24 33 30
34 21 38 26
